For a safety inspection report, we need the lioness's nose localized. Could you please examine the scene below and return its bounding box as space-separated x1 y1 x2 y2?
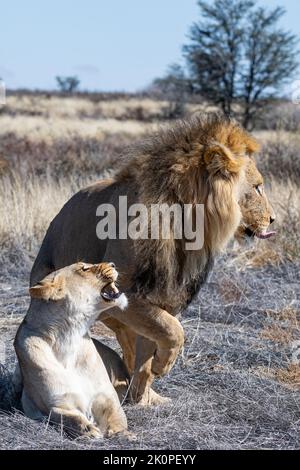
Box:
270 216 275 224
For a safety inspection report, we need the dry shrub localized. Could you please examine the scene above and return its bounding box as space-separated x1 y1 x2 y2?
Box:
237 245 283 269
265 307 299 328
260 102 300 133
258 132 300 183
260 304 299 345
0 114 152 142
275 364 300 389
270 181 300 262
217 278 243 303
260 324 295 345
0 169 94 263
0 133 132 177
3 94 169 122
255 365 300 390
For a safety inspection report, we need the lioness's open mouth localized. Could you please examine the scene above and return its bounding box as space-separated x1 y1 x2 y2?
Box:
245 227 276 239
101 284 122 302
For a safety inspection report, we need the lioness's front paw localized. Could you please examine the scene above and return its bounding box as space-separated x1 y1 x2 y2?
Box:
83 424 103 440
108 429 137 441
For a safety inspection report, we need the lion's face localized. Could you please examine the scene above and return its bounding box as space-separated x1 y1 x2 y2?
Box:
236 158 276 241
29 262 128 311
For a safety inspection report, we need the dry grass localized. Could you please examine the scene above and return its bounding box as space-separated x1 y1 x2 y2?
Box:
257 364 300 390
266 307 299 326
0 94 299 449
260 325 295 345
4 95 168 119
0 132 134 176
0 171 93 263
275 364 300 389
1 257 300 449
0 115 153 141
256 131 300 183
3 94 205 121
259 102 300 133
257 305 300 391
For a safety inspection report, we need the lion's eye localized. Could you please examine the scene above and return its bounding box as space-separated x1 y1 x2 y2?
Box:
255 184 263 196
81 266 90 272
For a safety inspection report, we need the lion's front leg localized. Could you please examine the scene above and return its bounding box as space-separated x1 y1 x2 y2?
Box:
130 336 171 406
133 302 184 377
101 316 136 375
100 316 161 405
108 300 184 405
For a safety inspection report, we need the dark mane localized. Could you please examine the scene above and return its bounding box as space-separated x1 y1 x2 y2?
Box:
115 112 259 311
117 113 258 182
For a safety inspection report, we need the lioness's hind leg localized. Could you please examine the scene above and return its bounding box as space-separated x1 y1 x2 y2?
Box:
50 407 102 439
92 393 128 438
21 390 44 420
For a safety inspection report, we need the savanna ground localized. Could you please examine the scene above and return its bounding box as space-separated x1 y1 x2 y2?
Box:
0 92 299 449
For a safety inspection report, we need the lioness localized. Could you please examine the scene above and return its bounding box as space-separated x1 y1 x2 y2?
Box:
30 114 276 406
14 262 129 438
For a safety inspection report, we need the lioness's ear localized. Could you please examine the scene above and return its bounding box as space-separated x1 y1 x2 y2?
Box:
204 143 244 176
29 275 66 301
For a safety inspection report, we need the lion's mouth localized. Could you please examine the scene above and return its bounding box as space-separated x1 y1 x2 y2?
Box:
245 227 276 239
255 230 276 239
101 284 122 302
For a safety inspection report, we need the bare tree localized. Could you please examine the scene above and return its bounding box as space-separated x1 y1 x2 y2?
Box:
56 76 80 93
183 0 299 128
151 64 192 119
183 0 254 116
242 6 298 128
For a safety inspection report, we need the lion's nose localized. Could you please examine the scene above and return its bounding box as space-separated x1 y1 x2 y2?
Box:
270 216 275 224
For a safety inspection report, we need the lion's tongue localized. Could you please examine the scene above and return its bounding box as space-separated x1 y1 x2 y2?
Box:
256 231 276 239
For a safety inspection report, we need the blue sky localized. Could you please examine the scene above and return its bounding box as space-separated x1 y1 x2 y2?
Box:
1 0 299 91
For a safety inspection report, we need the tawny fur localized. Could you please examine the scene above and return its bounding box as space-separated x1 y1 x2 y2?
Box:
29 113 275 405
14 262 131 438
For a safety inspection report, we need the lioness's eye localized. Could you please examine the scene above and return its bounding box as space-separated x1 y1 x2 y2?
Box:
255 184 263 196
81 266 90 272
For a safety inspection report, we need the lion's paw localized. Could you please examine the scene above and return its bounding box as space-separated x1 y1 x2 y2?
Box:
137 388 171 407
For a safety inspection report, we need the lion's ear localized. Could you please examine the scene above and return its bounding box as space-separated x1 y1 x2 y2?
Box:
29 275 66 301
204 143 244 176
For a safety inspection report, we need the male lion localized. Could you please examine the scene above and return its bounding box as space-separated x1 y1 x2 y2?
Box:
30 114 275 406
14 262 130 438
